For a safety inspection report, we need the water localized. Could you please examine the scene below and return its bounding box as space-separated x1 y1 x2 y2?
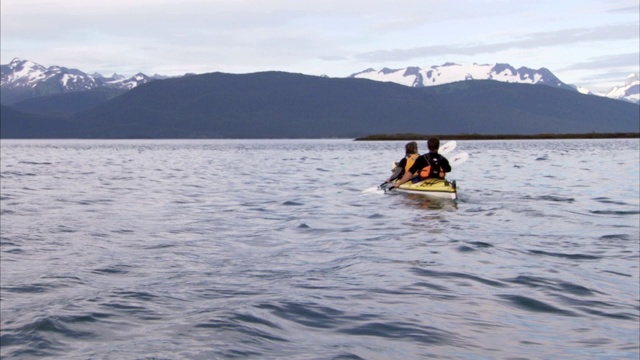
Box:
1 138 638 359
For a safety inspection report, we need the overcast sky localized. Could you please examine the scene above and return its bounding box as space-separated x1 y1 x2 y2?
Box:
1 0 638 92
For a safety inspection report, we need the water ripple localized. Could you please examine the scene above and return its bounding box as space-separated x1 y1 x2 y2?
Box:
339 321 458 345
498 295 578 316
527 250 601 260
411 268 507 288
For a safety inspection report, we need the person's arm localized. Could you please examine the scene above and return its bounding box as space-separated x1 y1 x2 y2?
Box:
391 156 423 188
440 156 451 173
386 158 407 182
391 170 414 188
387 168 401 183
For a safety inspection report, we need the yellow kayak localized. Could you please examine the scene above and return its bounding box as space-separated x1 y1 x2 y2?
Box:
394 178 457 200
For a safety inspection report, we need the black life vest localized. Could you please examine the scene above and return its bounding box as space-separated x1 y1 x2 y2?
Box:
419 153 446 179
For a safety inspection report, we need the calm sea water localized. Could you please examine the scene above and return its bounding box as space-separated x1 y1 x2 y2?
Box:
1 138 639 360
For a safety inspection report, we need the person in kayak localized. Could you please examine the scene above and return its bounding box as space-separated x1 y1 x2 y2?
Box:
390 137 451 188
385 141 419 183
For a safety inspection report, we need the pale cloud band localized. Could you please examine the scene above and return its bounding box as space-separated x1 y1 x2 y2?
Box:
353 24 639 63
564 52 640 71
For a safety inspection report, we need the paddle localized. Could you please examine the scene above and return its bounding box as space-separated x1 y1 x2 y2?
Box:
450 152 469 166
361 180 393 193
438 140 457 155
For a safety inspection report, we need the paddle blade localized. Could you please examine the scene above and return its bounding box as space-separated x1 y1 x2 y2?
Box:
363 181 389 193
439 140 457 155
362 185 387 194
450 152 469 166
362 186 381 193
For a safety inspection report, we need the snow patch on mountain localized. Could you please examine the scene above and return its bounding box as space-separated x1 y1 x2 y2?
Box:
1 58 160 94
350 63 570 89
3 59 48 86
604 73 639 104
350 63 639 104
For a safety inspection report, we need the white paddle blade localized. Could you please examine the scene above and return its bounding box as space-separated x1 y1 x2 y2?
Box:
438 140 457 155
362 186 386 194
450 152 469 166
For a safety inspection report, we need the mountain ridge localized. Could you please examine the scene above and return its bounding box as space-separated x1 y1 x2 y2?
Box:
348 63 639 104
0 58 163 104
2 71 638 139
1 58 638 106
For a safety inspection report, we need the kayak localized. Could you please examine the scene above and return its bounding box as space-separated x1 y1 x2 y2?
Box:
363 141 467 199
393 178 457 200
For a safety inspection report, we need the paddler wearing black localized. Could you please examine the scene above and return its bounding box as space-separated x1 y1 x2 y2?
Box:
390 138 451 189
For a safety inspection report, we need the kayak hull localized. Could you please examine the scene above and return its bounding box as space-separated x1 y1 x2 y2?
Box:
394 178 457 200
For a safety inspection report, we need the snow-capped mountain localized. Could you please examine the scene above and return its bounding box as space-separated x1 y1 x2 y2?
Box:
0 58 165 104
350 63 573 89
349 63 639 104
603 73 639 104
1 59 97 92
2 58 637 105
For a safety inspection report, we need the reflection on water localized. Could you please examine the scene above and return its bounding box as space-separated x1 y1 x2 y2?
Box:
399 193 459 211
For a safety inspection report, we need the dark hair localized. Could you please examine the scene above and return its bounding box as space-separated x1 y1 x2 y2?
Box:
405 141 418 155
427 137 440 151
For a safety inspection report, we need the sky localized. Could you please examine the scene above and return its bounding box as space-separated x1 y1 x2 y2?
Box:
1 0 638 92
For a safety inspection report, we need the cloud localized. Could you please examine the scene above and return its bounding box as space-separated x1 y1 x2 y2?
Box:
582 70 637 82
1 0 638 89
562 52 640 71
608 6 640 12
353 24 640 63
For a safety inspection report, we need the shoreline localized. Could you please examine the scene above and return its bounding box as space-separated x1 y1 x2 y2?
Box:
354 132 640 141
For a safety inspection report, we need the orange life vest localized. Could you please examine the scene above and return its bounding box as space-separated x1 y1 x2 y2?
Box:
404 154 419 173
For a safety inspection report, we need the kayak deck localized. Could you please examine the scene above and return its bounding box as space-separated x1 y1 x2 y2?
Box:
394 178 457 200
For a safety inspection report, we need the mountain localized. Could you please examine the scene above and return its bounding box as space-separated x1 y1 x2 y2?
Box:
350 63 575 89
2 71 638 139
9 87 128 116
3 58 637 109
0 104 77 138
603 73 639 104
349 63 640 104
0 58 163 105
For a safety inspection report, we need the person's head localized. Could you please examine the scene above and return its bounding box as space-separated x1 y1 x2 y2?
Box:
427 137 440 152
405 141 418 155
